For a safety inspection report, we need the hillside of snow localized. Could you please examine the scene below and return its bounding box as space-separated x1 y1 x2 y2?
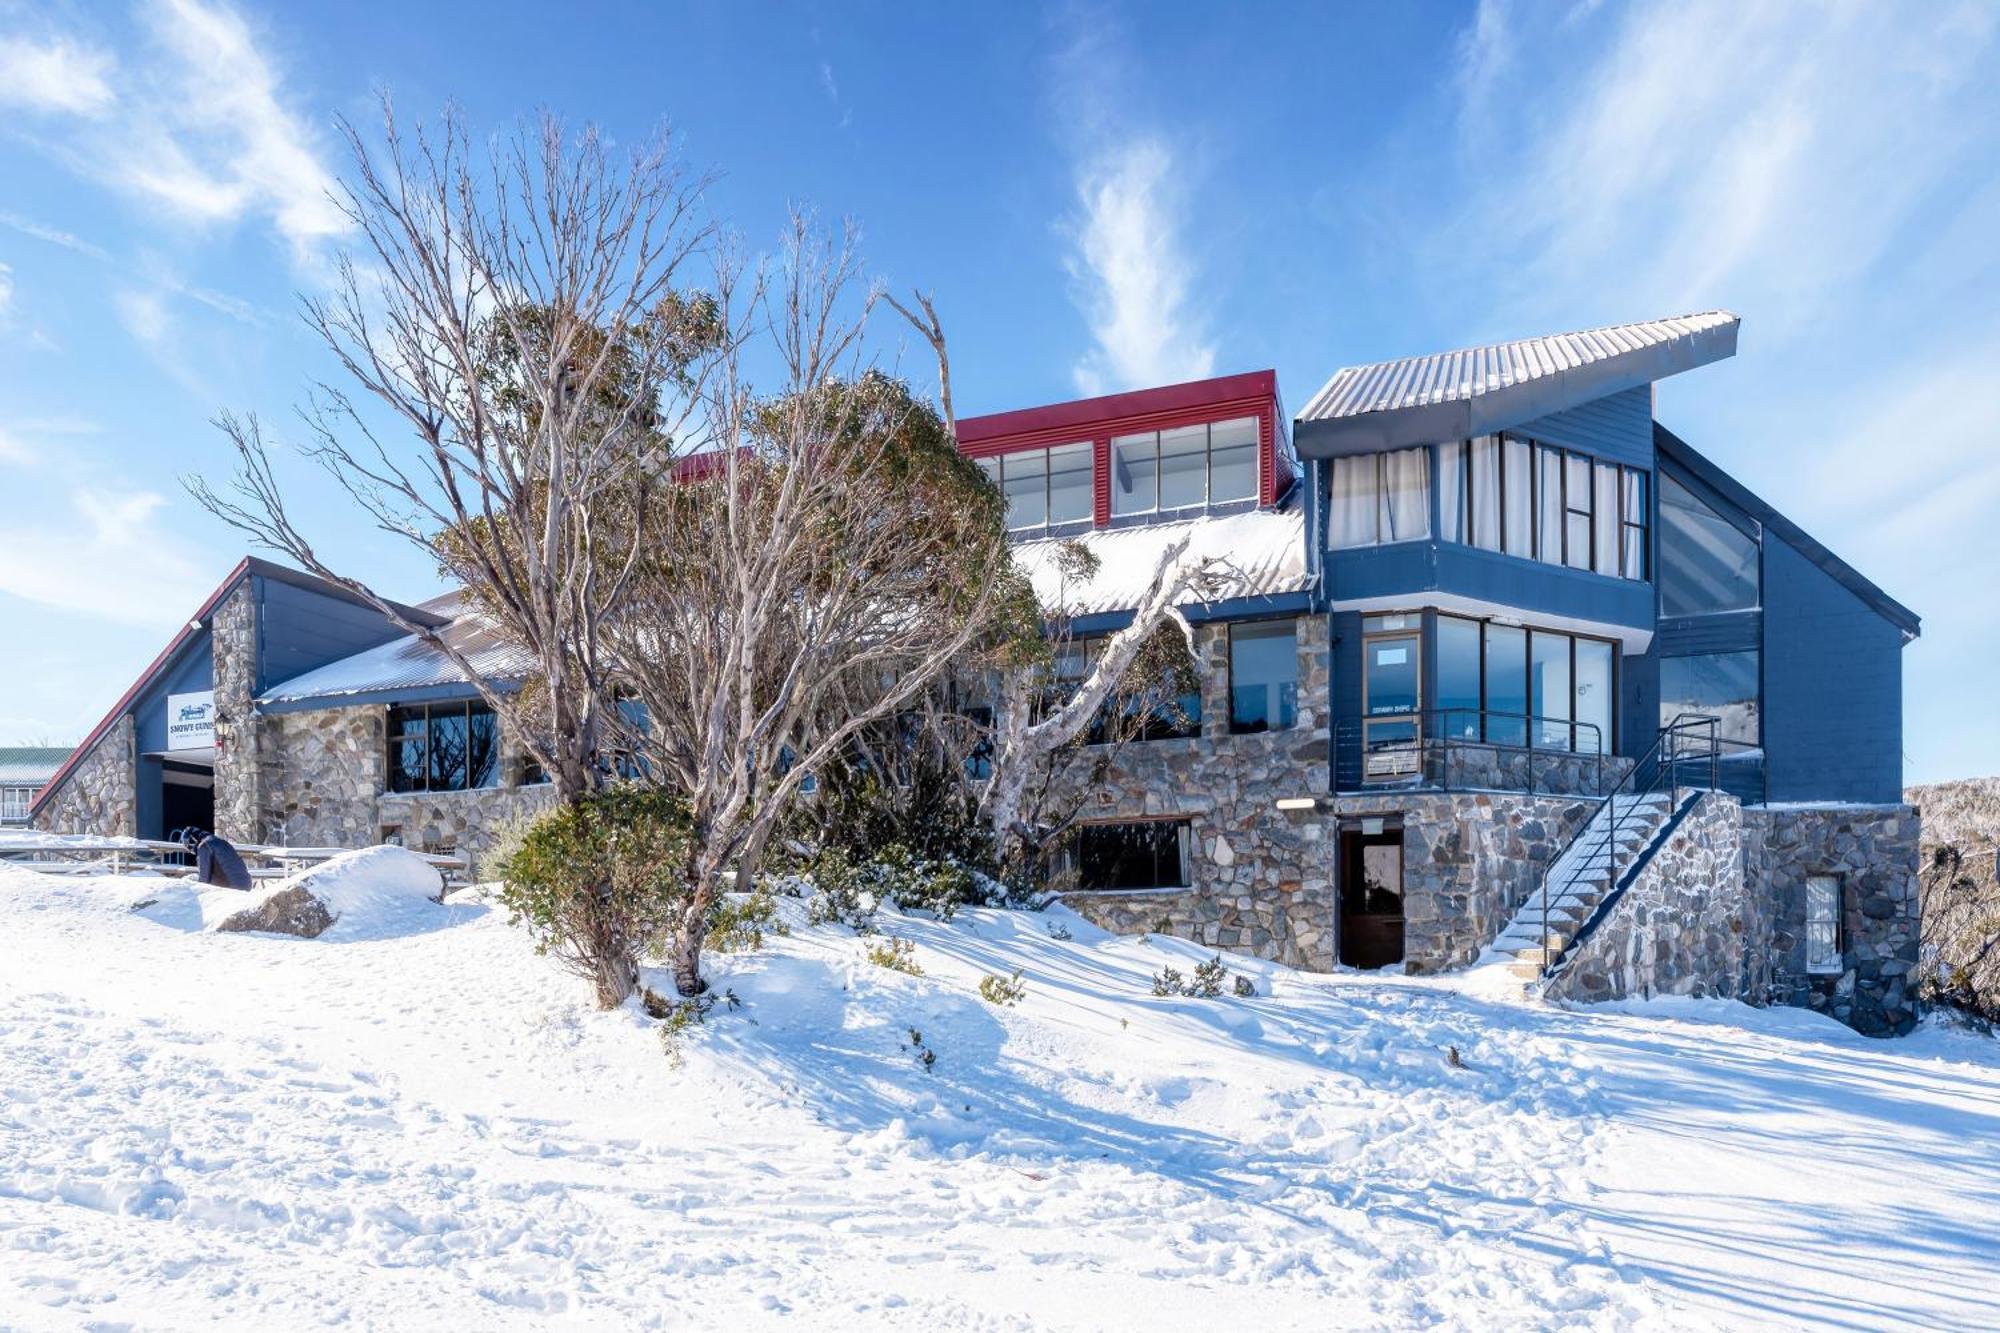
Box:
4 865 1999 1330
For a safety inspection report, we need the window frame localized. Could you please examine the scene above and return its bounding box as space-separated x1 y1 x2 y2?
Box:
1227 619 1300 735
1072 817 1194 891
1434 612 1619 754
1113 415 1264 519
1328 447 1432 550
983 441 1094 533
1805 873 1845 974
386 698 502 794
1438 436 1650 581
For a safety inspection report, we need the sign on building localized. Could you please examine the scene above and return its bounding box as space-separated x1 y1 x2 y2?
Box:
167 691 216 751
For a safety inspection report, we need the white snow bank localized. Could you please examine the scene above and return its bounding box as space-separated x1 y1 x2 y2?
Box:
4 865 1999 1330
247 844 446 941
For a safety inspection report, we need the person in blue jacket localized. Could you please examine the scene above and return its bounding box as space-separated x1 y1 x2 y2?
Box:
181 827 253 891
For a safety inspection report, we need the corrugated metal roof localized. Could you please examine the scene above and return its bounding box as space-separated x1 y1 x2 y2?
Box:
0 747 72 785
1010 504 1309 618
259 611 537 707
1301 312 1738 422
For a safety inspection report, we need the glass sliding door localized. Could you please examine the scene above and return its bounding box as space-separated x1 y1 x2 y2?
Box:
1436 615 1482 740
1529 630 1573 751
1574 637 1614 754
1483 625 1527 747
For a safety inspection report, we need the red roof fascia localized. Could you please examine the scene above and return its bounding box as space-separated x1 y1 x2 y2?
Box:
29 557 253 818
957 370 1279 452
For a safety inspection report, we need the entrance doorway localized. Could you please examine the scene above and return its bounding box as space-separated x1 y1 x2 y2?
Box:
1339 824 1405 969
148 758 215 842
1362 624 1422 779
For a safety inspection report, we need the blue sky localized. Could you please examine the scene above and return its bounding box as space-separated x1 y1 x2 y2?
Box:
0 0 1996 784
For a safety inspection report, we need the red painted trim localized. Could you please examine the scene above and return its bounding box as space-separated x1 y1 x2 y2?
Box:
28 559 254 818
958 370 1278 447
958 370 1285 526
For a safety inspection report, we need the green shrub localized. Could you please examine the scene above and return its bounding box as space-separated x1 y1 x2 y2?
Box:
865 936 924 976
780 842 1002 929
979 968 1026 1006
495 786 693 1008
1150 955 1243 1000
1232 974 1257 998
708 886 788 954
1189 955 1227 999
1149 965 1186 998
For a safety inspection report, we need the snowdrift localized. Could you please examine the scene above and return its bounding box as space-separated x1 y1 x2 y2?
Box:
3 863 1999 1330
124 844 448 941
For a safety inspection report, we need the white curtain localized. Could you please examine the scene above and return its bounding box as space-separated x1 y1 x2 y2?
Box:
1469 436 1501 551
1381 448 1430 542
1329 455 1377 548
1438 441 1464 542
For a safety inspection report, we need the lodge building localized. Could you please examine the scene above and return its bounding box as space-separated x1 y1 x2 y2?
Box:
33 312 1925 1033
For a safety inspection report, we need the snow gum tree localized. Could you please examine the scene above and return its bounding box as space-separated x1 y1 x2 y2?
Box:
188 100 712 1007
606 223 1020 996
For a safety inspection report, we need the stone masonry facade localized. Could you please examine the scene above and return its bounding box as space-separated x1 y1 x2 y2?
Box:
252 703 554 878
34 713 137 838
1744 804 1921 1036
211 582 262 843
1545 792 1770 1006
1058 616 1337 970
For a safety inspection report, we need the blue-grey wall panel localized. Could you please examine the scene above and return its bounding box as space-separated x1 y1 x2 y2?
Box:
1654 610 1763 657
1329 610 1362 790
254 576 418 693
1507 385 1655 468
1324 541 1654 632
130 632 216 756
1762 535 1904 804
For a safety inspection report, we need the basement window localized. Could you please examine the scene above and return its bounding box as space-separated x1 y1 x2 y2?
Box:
1806 874 1844 974
1075 820 1193 891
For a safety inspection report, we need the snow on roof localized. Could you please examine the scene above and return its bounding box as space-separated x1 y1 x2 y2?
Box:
259 610 537 707
1009 504 1310 618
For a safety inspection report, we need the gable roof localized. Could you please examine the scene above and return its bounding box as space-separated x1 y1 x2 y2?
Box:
31 558 447 817
1656 424 1920 641
1295 312 1739 457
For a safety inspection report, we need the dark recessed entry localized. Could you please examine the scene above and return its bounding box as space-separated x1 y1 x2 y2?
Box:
1339 825 1405 969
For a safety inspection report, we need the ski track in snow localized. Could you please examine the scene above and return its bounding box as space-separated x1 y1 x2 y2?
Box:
1 869 1997 1330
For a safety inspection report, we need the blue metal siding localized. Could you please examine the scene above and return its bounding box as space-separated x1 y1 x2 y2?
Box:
1654 609 1762 657
1509 385 1655 468
129 630 215 841
1762 535 1904 804
253 576 416 693
1329 610 1362 791
1324 540 1655 633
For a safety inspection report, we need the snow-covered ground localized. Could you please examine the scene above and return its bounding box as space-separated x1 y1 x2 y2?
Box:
3 866 1998 1331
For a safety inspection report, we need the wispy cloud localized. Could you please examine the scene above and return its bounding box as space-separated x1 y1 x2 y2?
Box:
1064 139 1215 395
10 0 345 259
1051 9 1215 395
0 263 13 319
0 486 210 626
0 209 112 261
0 33 116 116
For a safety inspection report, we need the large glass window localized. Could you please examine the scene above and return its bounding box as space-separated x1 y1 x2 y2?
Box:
1530 631 1573 751
1076 820 1192 890
1054 635 1200 743
1228 621 1298 733
1440 618 1615 752
1328 447 1431 549
1436 615 1483 740
1437 435 1648 579
981 442 1092 531
0 787 29 821
1659 650 1760 745
1113 416 1261 516
1483 624 1528 747
387 700 500 793
1659 472 1760 616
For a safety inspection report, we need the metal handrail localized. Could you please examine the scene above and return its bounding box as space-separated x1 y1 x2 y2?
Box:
1333 707 1606 796
1536 713 1723 975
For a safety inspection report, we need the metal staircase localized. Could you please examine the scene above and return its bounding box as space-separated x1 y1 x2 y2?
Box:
1492 715 1725 980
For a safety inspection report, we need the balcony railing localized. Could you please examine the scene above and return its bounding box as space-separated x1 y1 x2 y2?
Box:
1333 708 1612 797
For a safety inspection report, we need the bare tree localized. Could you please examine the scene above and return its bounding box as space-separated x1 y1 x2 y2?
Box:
607 219 1015 995
188 101 713 812
187 100 714 1008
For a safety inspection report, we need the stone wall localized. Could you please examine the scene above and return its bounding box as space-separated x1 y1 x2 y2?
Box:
1545 792 1765 1005
210 582 262 842
1059 616 1337 969
1744 804 1921 1036
252 702 554 878
1325 790 1601 973
33 714 136 837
